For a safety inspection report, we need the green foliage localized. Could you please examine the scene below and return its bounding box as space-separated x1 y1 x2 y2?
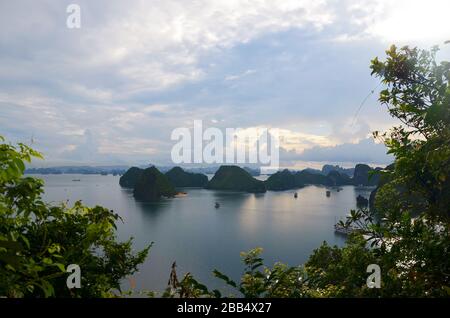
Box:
228 248 308 298
353 164 380 186
164 272 214 298
371 45 450 220
161 261 217 298
335 44 450 296
305 235 378 297
0 137 150 297
369 45 450 293
164 248 309 298
303 45 450 297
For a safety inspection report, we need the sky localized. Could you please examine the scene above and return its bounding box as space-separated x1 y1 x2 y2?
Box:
0 0 449 168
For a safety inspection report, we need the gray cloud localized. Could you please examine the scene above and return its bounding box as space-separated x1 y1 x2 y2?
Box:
280 137 393 165
0 0 448 166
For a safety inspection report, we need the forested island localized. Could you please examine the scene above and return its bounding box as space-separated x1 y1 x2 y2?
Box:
120 165 212 201
165 167 209 187
119 163 382 201
265 163 380 190
206 165 266 193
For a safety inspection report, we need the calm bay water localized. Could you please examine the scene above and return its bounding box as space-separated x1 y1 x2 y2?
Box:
38 174 373 294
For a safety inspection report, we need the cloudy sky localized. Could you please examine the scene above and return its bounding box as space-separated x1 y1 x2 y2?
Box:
0 0 449 168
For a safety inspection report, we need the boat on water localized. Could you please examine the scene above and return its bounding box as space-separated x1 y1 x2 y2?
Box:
72 179 81 182
334 223 361 235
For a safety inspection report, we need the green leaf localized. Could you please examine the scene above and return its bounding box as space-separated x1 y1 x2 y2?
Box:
53 263 66 272
13 157 25 174
20 235 30 249
213 269 237 288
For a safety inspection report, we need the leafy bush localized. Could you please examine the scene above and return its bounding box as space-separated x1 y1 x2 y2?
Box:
0 137 150 297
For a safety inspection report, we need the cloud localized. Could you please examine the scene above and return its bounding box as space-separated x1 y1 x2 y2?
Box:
0 0 448 166
280 137 393 165
225 69 257 81
364 0 450 45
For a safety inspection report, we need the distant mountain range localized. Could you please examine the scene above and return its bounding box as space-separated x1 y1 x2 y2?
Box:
25 165 129 175
321 164 355 177
25 164 360 177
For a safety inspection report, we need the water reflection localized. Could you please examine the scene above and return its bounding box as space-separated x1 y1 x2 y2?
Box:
134 200 171 222
39 174 374 293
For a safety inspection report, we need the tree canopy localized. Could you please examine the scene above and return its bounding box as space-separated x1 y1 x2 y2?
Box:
0 138 150 297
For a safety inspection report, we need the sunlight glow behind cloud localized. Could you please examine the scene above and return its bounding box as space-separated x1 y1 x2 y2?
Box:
367 0 450 44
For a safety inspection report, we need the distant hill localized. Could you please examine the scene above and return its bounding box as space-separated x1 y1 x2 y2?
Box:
173 166 260 176
165 167 208 187
302 168 323 175
353 164 381 186
206 166 266 193
182 166 221 175
369 163 394 210
265 169 334 190
294 170 329 186
356 195 369 208
326 170 353 186
133 166 177 201
119 167 144 188
322 164 354 177
264 169 296 190
243 166 261 176
265 164 382 191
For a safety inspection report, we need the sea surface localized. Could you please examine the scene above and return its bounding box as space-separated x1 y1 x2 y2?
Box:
37 173 373 294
